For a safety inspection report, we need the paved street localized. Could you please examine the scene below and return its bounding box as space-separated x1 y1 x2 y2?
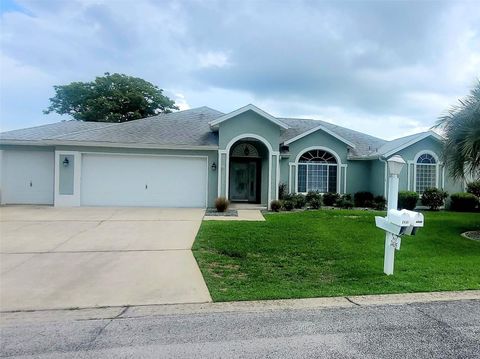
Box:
1 299 479 358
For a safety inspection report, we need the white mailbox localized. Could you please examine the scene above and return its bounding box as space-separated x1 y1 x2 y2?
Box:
376 209 424 237
387 209 411 227
400 209 424 236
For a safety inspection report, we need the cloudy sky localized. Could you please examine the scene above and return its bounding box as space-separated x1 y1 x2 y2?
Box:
1 0 479 139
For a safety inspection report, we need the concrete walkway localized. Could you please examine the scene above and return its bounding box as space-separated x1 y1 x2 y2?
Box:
0 206 212 311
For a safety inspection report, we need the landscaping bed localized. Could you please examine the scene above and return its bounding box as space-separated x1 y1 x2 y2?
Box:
205 209 238 217
193 209 480 302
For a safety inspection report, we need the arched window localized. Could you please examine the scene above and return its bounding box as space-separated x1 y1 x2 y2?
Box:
297 149 338 193
415 153 437 193
231 143 259 158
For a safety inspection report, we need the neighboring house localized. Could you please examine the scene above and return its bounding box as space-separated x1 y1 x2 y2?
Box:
0 104 464 208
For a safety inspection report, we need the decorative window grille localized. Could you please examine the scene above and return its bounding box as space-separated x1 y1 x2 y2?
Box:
415 153 437 193
298 150 337 193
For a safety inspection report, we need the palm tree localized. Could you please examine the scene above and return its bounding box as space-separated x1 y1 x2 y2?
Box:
435 81 480 180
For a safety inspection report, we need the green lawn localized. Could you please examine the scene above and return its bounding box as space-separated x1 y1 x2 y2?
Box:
193 209 480 302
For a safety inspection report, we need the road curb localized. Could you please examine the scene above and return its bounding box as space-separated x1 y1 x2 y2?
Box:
1 290 479 324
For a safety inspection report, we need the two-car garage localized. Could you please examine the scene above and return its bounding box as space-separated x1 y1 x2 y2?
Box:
80 154 207 207
1 150 208 208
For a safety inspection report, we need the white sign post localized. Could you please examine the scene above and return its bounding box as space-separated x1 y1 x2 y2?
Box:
384 155 406 275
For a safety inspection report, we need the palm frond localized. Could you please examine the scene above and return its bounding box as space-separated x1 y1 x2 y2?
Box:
434 81 480 180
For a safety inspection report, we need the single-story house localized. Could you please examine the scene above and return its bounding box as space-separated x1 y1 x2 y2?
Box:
0 104 465 208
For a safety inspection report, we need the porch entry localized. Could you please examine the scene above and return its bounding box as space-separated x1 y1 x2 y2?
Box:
229 143 262 203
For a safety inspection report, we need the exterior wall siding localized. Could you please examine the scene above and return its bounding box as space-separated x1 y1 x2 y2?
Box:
0 130 467 208
388 137 463 195
369 160 387 196
345 160 372 195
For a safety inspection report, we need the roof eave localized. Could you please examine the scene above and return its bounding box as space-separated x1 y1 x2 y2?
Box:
283 124 356 148
0 139 219 151
382 131 444 158
208 104 289 130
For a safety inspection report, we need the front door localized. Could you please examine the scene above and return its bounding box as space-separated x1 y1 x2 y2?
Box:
230 161 258 202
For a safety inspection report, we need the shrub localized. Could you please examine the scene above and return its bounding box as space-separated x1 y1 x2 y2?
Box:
466 180 480 199
373 195 387 210
323 192 340 206
421 187 448 211
354 191 374 207
278 183 288 200
398 191 419 210
270 200 282 212
309 197 322 209
336 195 354 209
293 193 306 209
282 199 295 211
450 192 479 212
306 191 321 205
215 197 230 212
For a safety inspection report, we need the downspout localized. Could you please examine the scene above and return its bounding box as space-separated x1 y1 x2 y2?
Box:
379 157 388 199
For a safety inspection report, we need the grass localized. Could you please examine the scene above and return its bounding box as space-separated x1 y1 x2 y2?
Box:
192 209 480 302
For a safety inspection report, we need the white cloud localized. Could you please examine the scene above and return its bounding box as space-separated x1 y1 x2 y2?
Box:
198 51 230 69
172 93 191 111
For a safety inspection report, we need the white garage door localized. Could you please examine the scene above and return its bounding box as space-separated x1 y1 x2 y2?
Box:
1 150 54 205
81 154 207 207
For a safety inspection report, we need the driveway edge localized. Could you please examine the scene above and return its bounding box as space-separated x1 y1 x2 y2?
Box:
1 290 479 324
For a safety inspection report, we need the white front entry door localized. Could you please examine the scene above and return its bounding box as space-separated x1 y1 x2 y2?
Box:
1 150 55 204
80 154 207 207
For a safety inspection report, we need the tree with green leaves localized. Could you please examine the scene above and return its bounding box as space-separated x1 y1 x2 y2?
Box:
44 73 178 123
435 81 480 180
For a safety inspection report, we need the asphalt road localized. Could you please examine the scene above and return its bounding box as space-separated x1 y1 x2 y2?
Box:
1 299 479 358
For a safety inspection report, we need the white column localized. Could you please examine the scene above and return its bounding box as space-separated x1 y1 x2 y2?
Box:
384 174 399 275
288 163 294 194
225 151 230 199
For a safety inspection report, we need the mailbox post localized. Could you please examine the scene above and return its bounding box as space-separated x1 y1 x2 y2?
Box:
375 155 424 276
384 155 406 275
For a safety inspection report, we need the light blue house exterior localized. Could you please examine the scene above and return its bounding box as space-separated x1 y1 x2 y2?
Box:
0 104 465 208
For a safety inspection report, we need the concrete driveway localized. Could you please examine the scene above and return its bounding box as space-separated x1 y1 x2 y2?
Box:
0 206 211 311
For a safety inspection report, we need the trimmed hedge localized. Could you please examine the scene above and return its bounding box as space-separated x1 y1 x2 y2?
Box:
282 199 295 211
421 187 448 211
373 195 387 210
306 191 321 205
323 192 340 206
309 198 322 209
450 192 479 212
336 195 354 209
354 191 374 207
398 191 419 210
293 193 307 209
270 200 282 212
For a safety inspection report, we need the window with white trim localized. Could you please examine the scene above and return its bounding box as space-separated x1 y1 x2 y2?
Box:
415 153 437 193
297 150 337 193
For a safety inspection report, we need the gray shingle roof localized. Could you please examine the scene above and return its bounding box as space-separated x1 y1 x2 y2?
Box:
51 106 223 147
375 132 429 156
0 121 113 141
279 117 386 158
1 106 427 159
